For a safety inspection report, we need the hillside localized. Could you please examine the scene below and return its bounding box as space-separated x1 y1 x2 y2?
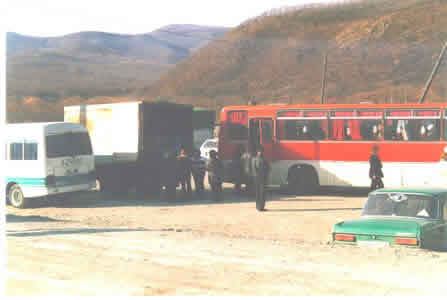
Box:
6 25 229 122
141 0 447 113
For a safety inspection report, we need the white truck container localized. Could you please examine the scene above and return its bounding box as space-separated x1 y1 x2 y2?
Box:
64 101 193 194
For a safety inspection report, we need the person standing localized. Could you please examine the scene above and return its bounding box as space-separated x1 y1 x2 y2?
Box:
206 150 223 202
369 145 384 191
177 148 192 199
252 146 269 211
241 145 254 195
191 149 206 198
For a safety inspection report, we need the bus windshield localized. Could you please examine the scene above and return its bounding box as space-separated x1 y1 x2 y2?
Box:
362 193 438 219
46 132 93 158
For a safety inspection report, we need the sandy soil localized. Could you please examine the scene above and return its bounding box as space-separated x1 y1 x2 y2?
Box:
6 185 447 295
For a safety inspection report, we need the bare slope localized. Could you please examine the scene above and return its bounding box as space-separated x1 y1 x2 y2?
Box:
142 0 447 111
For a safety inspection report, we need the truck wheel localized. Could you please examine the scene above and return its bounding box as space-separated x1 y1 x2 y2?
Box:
8 184 29 208
288 166 319 195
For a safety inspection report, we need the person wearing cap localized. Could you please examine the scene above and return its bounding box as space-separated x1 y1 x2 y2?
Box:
241 145 255 195
369 145 384 191
206 150 224 202
177 148 192 200
191 149 206 198
252 146 270 211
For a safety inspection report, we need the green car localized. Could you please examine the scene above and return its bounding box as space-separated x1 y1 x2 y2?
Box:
332 188 447 250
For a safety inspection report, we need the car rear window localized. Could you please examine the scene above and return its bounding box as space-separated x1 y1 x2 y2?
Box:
362 193 438 219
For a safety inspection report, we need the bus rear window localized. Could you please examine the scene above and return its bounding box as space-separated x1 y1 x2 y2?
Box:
227 111 248 140
46 132 92 158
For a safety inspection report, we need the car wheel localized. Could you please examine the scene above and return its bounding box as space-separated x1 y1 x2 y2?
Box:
8 184 29 209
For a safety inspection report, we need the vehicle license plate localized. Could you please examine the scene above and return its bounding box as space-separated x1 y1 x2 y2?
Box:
358 241 390 248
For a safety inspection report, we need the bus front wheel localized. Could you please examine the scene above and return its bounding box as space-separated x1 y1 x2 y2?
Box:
287 166 319 195
8 184 29 209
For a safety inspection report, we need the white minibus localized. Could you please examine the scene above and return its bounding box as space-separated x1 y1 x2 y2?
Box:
5 122 96 208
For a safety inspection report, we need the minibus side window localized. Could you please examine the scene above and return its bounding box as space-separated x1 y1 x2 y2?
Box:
10 143 23 160
24 143 38 160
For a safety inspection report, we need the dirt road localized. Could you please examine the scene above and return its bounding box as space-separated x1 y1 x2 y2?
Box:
6 186 447 295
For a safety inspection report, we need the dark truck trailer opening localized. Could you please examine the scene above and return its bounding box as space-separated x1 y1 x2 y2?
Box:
64 101 193 195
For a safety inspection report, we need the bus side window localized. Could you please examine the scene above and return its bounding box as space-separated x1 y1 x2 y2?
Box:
278 119 326 141
24 143 38 160
10 143 23 160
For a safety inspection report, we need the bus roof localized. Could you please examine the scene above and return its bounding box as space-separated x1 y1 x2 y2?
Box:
222 102 447 112
6 122 87 135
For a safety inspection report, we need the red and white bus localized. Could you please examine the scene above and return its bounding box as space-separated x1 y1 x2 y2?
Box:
218 103 447 192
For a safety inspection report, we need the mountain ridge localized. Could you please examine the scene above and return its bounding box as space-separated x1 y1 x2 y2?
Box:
7 24 230 122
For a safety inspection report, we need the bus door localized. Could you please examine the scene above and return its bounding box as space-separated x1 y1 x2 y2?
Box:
249 118 274 161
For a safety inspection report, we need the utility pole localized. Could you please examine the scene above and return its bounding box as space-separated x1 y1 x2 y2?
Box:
320 52 328 104
418 40 447 104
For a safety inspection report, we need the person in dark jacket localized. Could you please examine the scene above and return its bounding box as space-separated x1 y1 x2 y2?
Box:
369 145 384 191
191 149 206 198
232 145 244 194
206 150 224 202
252 146 269 211
177 148 192 199
241 145 254 195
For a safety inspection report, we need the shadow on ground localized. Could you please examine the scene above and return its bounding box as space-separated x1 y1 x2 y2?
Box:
15 187 255 209
266 207 362 212
6 227 164 237
7 186 369 209
6 214 71 223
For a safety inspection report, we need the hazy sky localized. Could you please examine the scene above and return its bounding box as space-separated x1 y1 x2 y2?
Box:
4 0 340 37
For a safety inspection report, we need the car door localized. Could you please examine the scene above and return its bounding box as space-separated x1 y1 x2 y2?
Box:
437 196 447 251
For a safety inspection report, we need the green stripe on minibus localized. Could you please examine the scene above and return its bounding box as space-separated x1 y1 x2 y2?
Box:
6 177 46 186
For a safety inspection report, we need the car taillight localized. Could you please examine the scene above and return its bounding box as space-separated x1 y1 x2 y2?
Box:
46 175 56 186
395 237 418 246
334 234 356 242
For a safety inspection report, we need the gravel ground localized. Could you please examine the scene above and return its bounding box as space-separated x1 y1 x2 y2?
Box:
6 184 447 295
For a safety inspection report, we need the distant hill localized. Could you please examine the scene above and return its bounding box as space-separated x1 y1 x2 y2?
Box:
6 25 229 122
141 0 447 113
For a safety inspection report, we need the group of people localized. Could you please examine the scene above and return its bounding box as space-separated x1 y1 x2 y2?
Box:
155 143 270 212
151 141 384 207
160 148 208 201
157 146 227 203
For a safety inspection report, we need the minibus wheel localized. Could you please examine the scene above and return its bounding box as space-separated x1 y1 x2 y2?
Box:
8 184 29 209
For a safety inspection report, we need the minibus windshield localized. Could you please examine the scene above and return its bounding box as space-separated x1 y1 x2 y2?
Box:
46 132 93 158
